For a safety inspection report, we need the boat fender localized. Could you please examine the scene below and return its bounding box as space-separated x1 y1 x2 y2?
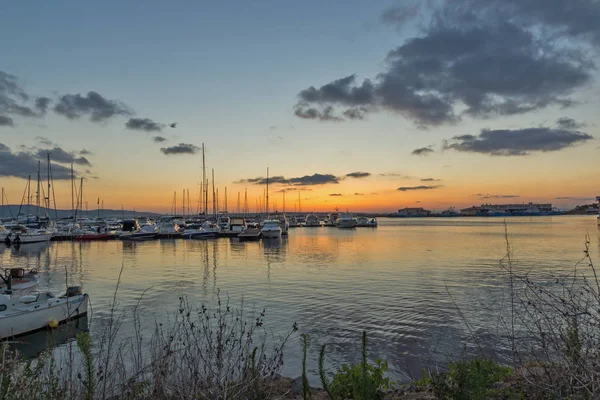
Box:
48 319 59 329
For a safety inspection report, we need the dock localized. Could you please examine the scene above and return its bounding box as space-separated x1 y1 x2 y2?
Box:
238 228 262 241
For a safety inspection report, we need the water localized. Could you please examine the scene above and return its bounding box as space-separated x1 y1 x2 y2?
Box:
1 216 599 381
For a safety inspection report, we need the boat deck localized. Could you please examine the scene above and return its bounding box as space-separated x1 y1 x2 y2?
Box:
238 228 262 241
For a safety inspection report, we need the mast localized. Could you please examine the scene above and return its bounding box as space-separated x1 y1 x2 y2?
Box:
79 177 84 221
26 175 31 217
244 188 248 216
283 190 285 214
36 160 41 219
1 188 3 219
266 167 269 215
71 164 75 222
202 143 207 215
299 193 301 213
216 188 219 214
211 169 215 217
182 189 185 216
224 187 227 213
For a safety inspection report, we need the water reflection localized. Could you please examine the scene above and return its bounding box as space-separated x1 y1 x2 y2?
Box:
6 316 88 358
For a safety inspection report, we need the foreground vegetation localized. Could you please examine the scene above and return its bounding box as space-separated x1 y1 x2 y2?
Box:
1 233 599 399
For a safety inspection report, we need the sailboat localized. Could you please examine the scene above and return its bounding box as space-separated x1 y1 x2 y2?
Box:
261 167 282 238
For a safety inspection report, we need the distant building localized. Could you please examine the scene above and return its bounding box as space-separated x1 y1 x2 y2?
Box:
480 202 552 214
397 207 431 217
460 206 483 216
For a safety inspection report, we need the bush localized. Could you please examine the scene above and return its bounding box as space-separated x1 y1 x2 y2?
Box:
320 331 394 400
419 359 514 400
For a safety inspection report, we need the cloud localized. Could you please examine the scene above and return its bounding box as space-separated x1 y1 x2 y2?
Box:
554 196 575 200
0 115 14 126
35 97 51 115
412 147 434 156
345 171 371 179
294 104 342 121
79 148 93 155
35 147 92 166
0 143 77 180
160 143 200 155
398 185 442 191
378 172 403 177
442 127 592 156
354 193 364 196
152 136 167 143
169 122 177 128
474 193 520 199
380 3 421 26
342 107 370 120
329 193 343 197
420 178 441 182
54 91 132 122
236 173 340 186
293 1 597 127
35 136 53 146
125 117 165 132
556 117 586 130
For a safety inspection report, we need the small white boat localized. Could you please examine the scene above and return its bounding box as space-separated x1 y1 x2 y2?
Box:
355 216 377 227
261 220 282 238
0 286 88 340
336 213 357 229
288 215 301 228
118 219 158 240
270 213 289 235
366 217 378 227
229 218 247 233
0 268 40 298
5 226 52 245
181 221 219 239
324 210 340 227
218 215 231 231
304 214 321 227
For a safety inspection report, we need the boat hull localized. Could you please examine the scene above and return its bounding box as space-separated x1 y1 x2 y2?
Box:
9 234 52 244
0 295 88 340
119 233 158 241
261 229 282 238
74 233 114 241
182 231 217 239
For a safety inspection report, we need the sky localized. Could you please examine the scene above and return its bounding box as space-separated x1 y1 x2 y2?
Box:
1 0 599 213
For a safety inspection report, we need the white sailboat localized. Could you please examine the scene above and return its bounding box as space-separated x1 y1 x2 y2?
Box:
0 286 88 340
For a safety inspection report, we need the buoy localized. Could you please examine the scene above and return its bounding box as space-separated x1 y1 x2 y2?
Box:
48 319 59 329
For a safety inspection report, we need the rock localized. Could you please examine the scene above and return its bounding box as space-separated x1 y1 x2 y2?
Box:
290 376 304 395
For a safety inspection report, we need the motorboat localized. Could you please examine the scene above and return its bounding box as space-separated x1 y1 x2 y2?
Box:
228 217 247 233
157 216 182 238
118 219 158 240
261 220 282 238
4 225 52 245
181 221 219 239
288 215 301 228
336 212 357 229
73 226 114 241
0 268 39 298
269 213 289 235
356 216 377 227
0 286 88 340
324 210 340 227
304 214 321 227
218 215 231 231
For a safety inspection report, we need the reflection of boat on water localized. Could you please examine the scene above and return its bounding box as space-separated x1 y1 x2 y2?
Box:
9 240 51 257
0 268 39 298
0 286 88 340
6 315 88 358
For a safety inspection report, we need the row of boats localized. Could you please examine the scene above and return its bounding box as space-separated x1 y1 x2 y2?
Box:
0 211 378 244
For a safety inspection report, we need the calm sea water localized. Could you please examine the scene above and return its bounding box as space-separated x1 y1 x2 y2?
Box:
1 216 599 381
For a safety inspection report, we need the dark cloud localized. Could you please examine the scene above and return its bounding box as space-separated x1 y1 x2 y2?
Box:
398 185 442 191
35 147 92 166
420 178 441 182
35 97 51 115
236 173 340 186
556 117 586 130
378 172 403 177
160 143 200 155
275 187 313 192
346 171 371 179
54 91 132 122
152 136 167 143
354 193 364 196
0 143 76 180
125 117 165 132
0 115 14 127
412 147 434 156
329 193 343 197
342 107 370 120
169 122 177 128
294 104 342 122
381 3 421 26
79 148 93 155
442 127 592 156
294 1 598 126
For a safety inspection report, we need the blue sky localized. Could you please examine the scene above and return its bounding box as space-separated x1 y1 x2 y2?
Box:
1 0 599 212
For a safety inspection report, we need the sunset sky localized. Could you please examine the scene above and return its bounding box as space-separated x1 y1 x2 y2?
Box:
1 0 599 213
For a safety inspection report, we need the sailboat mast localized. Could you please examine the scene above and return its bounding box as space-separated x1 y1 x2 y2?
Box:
79 177 84 219
283 190 285 214
224 187 227 213
202 143 207 215
36 160 41 218
299 193 301 213
27 175 31 217
71 163 75 221
266 167 269 215
211 169 215 217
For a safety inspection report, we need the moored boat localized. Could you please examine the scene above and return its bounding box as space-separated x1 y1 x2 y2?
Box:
118 219 159 240
4 226 52 245
0 286 88 340
336 212 357 229
304 214 321 227
261 220 282 238
181 221 219 239
0 268 39 298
